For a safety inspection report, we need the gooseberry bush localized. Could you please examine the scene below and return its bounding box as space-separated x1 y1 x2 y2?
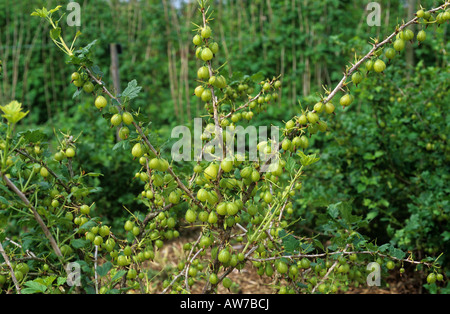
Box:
1 1 449 294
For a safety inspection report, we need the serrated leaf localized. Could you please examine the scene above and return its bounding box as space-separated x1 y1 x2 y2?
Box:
111 270 127 283
21 281 48 294
280 231 300 254
17 129 47 143
285 157 296 174
72 88 83 99
96 261 113 277
122 80 142 100
297 151 320 166
112 139 129 151
49 5 62 14
31 8 46 18
0 101 29 124
250 72 264 83
70 238 90 249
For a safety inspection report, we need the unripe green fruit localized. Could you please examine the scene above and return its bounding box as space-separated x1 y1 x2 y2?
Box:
400 29 414 41
197 66 210 80
276 261 288 274
251 170 260 182
220 159 233 173
226 202 239 215
132 143 144 158
298 114 307 125
222 277 232 289
393 38 405 52
119 126 130 140
195 85 204 98
197 188 208 202
314 102 324 114
204 163 218 180
201 26 212 39
307 112 319 124
299 135 309 149
208 211 218 224
386 260 395 270
324 102 335 114
80 205 90 215
93 235 103 246
427 273 436 284
40 167 49 178
66 147 76 158
218 249 231 264
201 89 212 102
365 59 374 71
417 30 426 42
83 81 95 93
95 95 107 110
263 191 273 204
71 72 80 81
122 112 134 125
282 139 292 151
209 42 219 54
209 273 219 285
149 158 160 170
340 94 353 107
385 47 396 60
124 220 134 232
201 48 214 62
185 209 197 223
117 255 129 267
111 113 122 126
193 34 202 46
373 59 386 73
351 72 363 85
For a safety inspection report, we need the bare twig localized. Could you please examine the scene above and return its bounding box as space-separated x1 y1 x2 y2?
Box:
0 242 21 293
1 172 62 258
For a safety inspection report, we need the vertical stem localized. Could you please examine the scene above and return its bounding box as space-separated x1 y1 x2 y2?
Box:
1 172 63 258
0 242 21 293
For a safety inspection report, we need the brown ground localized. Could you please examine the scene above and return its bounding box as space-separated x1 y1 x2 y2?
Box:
142 230 426 294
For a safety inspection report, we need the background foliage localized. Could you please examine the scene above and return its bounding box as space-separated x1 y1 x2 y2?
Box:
1 0 449 291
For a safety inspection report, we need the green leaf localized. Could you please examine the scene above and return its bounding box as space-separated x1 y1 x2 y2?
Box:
48 5 63 14
112 139 130 151
50 28 61 41
250 72 265 83
21 281 48 294
96 261 113 277
122 80 142 101
70 238 90 249
0 196 9 205
31 8 47 18
111 270 127 283
0 101 29 124
72 88 83 99
280 231 300 254
285 157 296 174
17 129 47 143
297 151 320 166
